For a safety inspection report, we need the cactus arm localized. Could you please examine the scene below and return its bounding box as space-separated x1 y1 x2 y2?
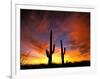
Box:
64 48 66 54
46 49 49 57
52 44 55 53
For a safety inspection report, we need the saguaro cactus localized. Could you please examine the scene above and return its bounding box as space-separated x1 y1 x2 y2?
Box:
60 40 66 65
46 30 55 65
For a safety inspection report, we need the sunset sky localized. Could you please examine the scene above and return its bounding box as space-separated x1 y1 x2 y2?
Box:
20 9 90 65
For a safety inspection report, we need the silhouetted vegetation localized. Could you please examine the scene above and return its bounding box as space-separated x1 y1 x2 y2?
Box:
60 40 66 65
21 61 90 69
46 30 55 65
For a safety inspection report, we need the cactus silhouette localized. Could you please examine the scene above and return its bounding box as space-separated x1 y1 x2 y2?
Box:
46 30 55 65
60 40 66 65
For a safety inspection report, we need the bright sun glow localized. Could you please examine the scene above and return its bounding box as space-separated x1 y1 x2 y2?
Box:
21 49 88 65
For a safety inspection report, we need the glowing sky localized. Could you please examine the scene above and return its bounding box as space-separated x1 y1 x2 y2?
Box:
20 9 90 65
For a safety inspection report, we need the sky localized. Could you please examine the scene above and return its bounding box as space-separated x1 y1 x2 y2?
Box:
20 9 90 65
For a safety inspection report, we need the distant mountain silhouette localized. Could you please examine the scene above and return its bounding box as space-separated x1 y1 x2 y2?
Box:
21 60 90 70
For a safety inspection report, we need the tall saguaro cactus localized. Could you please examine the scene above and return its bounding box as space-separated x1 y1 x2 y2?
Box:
46 30 55 65
60 40 66 65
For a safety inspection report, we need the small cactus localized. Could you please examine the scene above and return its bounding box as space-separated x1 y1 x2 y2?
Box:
60 40 66 65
